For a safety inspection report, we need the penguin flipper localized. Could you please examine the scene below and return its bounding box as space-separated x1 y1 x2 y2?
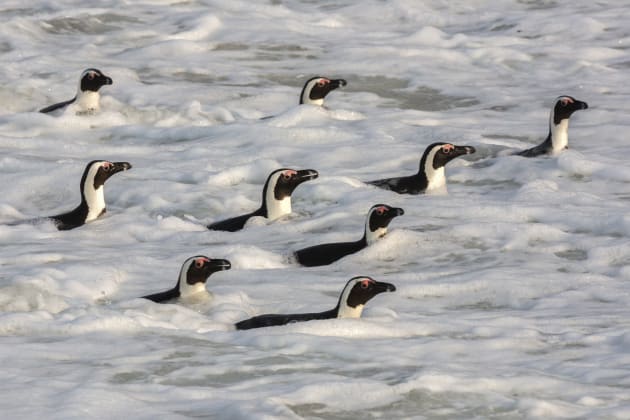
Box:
207 212 254 232
367 177 416 194
39 97 76 114
141 287 180 303
294 241 363 267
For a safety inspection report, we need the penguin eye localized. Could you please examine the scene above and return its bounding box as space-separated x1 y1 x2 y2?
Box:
87 72 95 80
317 79 328 87
360 279 371 289
282 173 292 180
441 144 454 154
102 162 112 171
194 259 205 269
375 207 386 216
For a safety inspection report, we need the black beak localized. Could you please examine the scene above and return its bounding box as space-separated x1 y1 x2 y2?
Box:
374 281 396 293
111 162 132 174
454 145 476 156
576 100 588 110
103 76 113 85
208 259 232 271
391 207 404 217
297 169 319 182
331 79 347 89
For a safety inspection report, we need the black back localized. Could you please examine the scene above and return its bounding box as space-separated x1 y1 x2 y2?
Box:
39 97 77 114
294 239 367 267
235 309 337 330
207 209 263 232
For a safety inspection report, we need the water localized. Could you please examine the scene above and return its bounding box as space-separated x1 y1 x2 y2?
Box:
1 1 630 418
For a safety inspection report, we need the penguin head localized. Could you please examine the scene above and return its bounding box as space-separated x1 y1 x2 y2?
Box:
365 204 404 244
80 160 132 221
421 142 476 171
177 256 231 297
79 68 113 93
299 77 347 105
551 95 588 125
263 168 319 220
336 276 396 318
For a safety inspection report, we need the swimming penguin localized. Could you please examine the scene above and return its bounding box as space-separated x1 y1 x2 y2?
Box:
47 160 131 230
141 256 231 303
39 68 113 114
516 95 588 157
207 168 319 232
300 76 347 106
235 276 396 330
367 142 476 195
294 204 404 267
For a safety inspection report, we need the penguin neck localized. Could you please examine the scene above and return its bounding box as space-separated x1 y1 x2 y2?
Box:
419 151 446 193
179 280 209 299
75 90 100 113
303 98 324 106
334 288 365 319
364 226 386 246
264 185 292 221
82 183 106 223
549 116 569 154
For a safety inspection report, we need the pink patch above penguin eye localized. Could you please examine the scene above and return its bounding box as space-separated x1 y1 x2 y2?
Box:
194 259 205 268
375 206 387 215
282 170 297 180
102 162 112 171
360 279 371 289
560 97 574 106
442 144 454 153
88 72 95 80
317 79 329 87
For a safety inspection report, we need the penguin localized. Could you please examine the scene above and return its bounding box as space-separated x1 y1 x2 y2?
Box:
48 160 132 230
294 204 404 267
366 142 476 195
39 68 113 114
207 168 319 232
141 256 231 303
235 276 396 330
299 76 347 106
516 95 588 157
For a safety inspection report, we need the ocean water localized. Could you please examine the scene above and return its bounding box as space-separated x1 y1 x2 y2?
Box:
1 0 630 418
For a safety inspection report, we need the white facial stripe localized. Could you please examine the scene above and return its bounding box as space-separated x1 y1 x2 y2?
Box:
265 171 292 220
365 207 388 245
301 79 325 106
337 278 365 318
424 146 447 191
83 162 106 222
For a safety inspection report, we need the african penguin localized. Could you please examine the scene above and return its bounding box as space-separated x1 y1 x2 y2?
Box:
294 204 404 267
235 276 396 330
516 95 588 157
367 142 476 195
207 168 319 232
48 160 132 230
300 76 347 106
141 256 231 303
39 68 113 114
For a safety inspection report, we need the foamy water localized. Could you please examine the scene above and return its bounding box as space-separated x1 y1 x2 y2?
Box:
1 1 630 418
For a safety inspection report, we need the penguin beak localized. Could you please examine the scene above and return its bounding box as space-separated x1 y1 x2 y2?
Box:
330 79 347 89
391 207 404 217
296 169 319 182
208 259 232 272
454 145 476 156
103 76 113 86
576 100 588 110
374 281 396 294
111 162 132 174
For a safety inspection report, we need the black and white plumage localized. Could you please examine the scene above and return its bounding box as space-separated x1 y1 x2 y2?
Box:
299 76 347 106
367 142 476 195
47 160 132 230
39 68 113 114
235 276 396 330
294 204 404 267
516 95 588 157
141 256 231 303
207 168 318 232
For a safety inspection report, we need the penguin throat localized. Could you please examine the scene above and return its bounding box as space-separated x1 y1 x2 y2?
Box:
179 280 208 298
337 302 364 318
84 185 106 222
422 148 447 193
366 226 387 245
265 189 292 220
304 97 324 106
549 118 569 154
75 91 100 113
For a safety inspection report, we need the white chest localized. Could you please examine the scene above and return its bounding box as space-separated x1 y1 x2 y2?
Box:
337 303 364 318
550 119 569 154
84 186 106 222
266 194 292 220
